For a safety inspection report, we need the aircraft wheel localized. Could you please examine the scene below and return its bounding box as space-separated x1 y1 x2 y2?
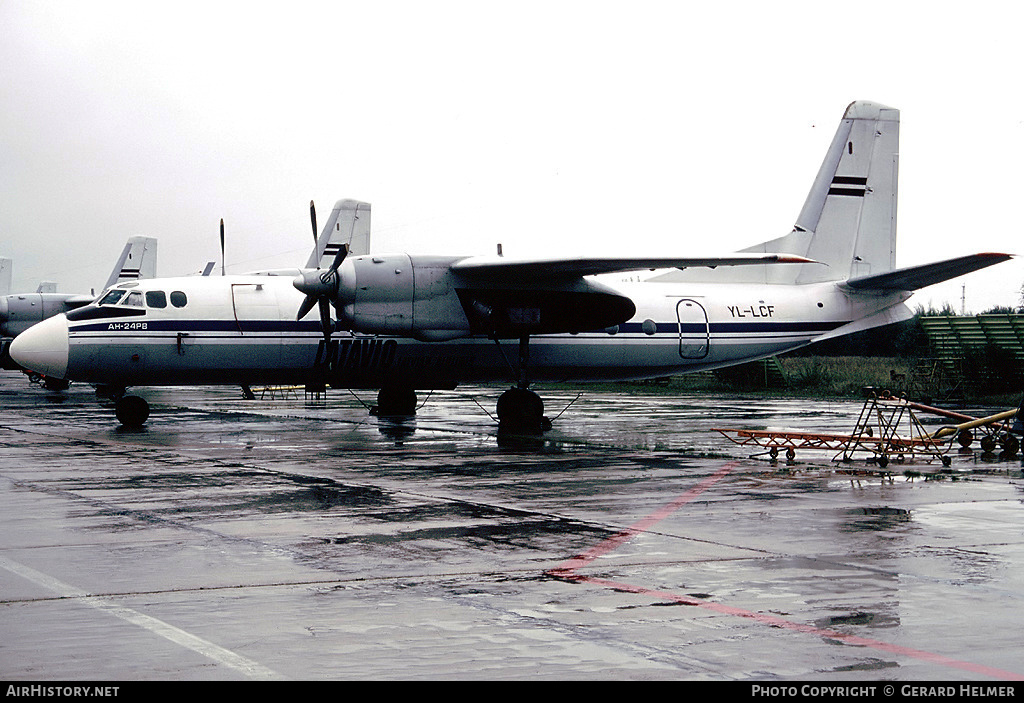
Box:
1001 434 1019 456
115 395 150 427
374 386 417 416
42 376 70 391
496 387 546 434
957 429 973 448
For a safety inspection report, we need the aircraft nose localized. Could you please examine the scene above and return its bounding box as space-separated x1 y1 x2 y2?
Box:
9 314 69 379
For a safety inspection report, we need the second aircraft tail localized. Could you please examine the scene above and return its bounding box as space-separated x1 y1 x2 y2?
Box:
306 200 372 268
103 236 158 290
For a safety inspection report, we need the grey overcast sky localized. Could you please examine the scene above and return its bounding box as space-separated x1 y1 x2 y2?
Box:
2 0 1022 312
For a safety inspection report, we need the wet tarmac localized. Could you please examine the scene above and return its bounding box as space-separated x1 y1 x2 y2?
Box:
1 373 1023 681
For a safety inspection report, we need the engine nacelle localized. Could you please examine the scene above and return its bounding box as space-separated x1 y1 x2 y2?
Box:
337 255 472 340
0 294 76 338
303 253 637 341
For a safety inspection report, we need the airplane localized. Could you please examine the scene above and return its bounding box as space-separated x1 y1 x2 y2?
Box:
10 101 1013 431
1 237 158 384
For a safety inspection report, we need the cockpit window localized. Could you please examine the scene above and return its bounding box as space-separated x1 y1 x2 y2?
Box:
146 291 167 308
124 291 144 307
170 291 187 308
98 290 126 306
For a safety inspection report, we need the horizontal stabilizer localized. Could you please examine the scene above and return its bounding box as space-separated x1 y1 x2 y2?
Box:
452 253 816 281
843 253 1012 292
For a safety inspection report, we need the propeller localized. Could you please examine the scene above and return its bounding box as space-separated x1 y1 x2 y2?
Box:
309 200 318 259
295 201 348 349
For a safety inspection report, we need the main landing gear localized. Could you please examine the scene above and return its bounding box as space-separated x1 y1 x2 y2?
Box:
495 336 551 435
371 385 418 417
496 386 551 434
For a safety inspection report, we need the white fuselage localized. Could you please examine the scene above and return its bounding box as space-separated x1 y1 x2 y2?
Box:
11 272 911 390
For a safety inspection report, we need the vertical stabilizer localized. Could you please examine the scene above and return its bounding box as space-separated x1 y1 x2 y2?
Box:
306 200 372 268
654 101 899 285
0 259 11 296
742 101 900 283
104 237 158 290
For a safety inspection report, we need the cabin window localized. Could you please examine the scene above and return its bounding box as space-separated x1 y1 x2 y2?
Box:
98 290 126 306
124 291 144 307
170 291 188 308
146 291 167 308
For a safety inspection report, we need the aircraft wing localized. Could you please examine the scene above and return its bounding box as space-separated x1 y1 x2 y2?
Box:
843 253 1013 291
451 253 816 281
62 294 96 311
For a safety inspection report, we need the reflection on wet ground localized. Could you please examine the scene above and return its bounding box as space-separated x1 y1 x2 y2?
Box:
1 375 1022 681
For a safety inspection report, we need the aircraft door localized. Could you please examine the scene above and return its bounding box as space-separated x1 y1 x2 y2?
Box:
230 283 282 369
231 284 279 334
676 298 709 359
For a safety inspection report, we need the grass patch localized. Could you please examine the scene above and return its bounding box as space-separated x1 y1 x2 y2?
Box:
783 356 912 396
540 355 1022 405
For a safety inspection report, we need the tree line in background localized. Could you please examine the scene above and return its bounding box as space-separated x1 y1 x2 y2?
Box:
780 301 1024 397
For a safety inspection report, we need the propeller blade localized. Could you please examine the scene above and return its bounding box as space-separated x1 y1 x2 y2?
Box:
328 243 348 274
309 200 320 269
297 294 318 321
318 298 332 344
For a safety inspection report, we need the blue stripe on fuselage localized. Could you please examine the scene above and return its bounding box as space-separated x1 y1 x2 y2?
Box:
69 319 326 334
68 318 848 336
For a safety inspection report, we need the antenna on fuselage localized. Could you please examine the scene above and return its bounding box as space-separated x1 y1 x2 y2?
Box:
219 218 226 276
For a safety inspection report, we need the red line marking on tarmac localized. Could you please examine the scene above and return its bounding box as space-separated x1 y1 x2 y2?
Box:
545 461 1024 681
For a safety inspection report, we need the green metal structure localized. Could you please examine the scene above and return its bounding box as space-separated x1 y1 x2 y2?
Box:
918 314 1024 398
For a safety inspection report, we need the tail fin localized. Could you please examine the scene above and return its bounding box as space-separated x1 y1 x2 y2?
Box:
305 200 371 268
103 236 158 290
745 101 900 283
658 101 900 285
1 259 12 296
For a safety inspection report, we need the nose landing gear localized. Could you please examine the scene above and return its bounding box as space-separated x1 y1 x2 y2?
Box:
97 386 150 427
